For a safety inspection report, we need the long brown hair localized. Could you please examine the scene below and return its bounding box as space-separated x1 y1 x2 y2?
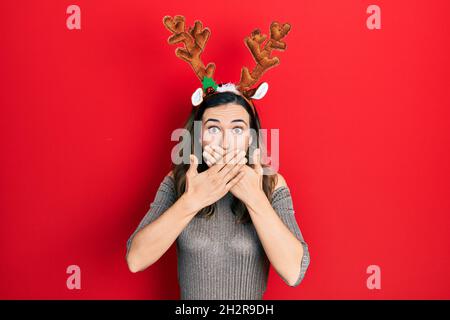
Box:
172 91 278 224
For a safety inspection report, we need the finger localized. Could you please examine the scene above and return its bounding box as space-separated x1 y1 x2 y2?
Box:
209 149 238 173
207 145 224 162
238 154 248 164
222 148 242 164
223 158 247 182
225 170 245 191
203 149 216 167
251 148 260 167
252 148 263 175
210 145 225 153
186 154 198 177
209 145 225 161
227 150 246 165
218 150 246 178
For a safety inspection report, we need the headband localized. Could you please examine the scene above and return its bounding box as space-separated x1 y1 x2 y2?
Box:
162 15 291 109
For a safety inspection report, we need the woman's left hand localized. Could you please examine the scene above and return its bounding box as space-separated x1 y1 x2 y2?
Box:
229 148 264 206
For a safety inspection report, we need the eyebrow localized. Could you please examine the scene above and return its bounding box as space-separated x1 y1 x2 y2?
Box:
204 118 248 126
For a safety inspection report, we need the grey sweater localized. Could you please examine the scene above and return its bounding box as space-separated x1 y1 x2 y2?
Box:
126 175 310 300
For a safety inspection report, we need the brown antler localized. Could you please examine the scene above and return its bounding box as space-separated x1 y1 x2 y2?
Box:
163 15 216 82
237 21 291 94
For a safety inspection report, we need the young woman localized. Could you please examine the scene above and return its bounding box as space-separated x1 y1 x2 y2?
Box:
125 91 311 300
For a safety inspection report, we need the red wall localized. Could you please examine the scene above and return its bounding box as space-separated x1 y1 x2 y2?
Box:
1 0 449 299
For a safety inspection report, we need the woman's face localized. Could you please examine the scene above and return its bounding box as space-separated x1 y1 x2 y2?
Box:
201 103 252 155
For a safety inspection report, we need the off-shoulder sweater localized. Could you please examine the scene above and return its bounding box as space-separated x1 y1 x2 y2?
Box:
126 175 310 300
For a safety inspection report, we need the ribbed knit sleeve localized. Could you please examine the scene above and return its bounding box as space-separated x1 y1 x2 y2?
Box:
125 175 177 259
271 186 311 287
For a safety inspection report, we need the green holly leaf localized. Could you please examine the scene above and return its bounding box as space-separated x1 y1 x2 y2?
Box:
202 77 218 91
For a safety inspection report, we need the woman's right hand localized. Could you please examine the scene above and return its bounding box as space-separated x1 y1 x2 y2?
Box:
182 149 247 212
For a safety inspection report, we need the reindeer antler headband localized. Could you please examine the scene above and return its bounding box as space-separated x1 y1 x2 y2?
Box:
162 15 291 108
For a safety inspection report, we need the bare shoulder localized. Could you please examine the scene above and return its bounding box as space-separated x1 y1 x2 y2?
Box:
166 170 174 178
274 172 288 189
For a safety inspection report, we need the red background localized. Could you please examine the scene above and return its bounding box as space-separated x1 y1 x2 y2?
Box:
1 0 449 299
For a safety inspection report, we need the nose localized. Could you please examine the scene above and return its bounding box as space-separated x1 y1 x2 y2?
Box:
221 130 232 151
